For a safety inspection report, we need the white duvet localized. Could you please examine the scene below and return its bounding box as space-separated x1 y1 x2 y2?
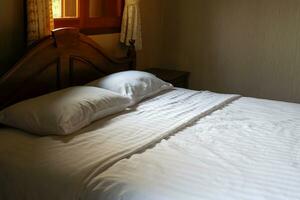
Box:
1 88 300 200
0 89 239 200
90 96 300 200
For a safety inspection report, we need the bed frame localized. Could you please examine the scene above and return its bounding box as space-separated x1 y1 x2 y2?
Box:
0 28 136 110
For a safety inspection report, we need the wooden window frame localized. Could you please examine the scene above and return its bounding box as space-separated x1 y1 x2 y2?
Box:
54 0 124 35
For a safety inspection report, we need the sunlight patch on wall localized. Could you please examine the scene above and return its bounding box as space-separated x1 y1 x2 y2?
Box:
53 0 62 18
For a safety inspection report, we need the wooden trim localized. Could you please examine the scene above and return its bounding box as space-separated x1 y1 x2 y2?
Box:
85 16 121 28
79 0 88 28
54 18 80 28
80 27 121 35
62 0 65 17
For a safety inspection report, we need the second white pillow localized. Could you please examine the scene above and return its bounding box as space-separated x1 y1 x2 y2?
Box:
87 71 173 105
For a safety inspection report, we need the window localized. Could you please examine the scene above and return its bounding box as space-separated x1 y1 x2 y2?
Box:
53 0 78 18
53 0 124 34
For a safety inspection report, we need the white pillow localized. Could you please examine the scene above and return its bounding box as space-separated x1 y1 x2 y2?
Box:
0 86 131 136
87 71 173 104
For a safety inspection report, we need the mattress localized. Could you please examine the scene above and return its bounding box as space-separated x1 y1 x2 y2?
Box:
1 88 299 200
0 88 238 200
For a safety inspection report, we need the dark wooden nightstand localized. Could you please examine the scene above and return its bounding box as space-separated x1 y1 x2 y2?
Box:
145 68 190 88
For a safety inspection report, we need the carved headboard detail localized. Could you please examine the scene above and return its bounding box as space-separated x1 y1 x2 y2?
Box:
0 28 136 110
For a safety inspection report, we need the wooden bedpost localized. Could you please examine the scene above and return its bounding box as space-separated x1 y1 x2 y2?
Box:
127 40 136 69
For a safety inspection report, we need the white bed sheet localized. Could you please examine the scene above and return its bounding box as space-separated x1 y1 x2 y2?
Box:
85 97 300 200
0 88 238 200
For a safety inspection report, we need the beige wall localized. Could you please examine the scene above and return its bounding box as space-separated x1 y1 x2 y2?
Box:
137 0 166 69
89 34 126 58
161 0 300 103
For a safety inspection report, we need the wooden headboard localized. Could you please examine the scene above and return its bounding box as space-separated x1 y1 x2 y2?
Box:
0 28 136 110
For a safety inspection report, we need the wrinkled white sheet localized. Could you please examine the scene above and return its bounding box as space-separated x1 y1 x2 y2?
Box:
88 97 300 200
0 89 238 200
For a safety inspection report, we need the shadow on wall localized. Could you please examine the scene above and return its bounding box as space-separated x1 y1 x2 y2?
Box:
0 0 26 76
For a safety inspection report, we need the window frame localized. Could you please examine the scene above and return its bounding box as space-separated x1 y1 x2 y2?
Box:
54 0 124 35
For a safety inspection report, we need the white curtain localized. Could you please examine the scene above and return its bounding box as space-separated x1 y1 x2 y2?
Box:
120 0 142 51
27 0 54 44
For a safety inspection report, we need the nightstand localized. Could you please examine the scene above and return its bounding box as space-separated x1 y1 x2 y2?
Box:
145 68 190 89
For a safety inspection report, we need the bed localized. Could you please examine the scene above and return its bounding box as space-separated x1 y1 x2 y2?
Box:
0 28 299 200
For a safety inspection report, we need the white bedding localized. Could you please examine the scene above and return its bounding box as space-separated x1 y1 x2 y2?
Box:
0 89 239 200
86 97 300 200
